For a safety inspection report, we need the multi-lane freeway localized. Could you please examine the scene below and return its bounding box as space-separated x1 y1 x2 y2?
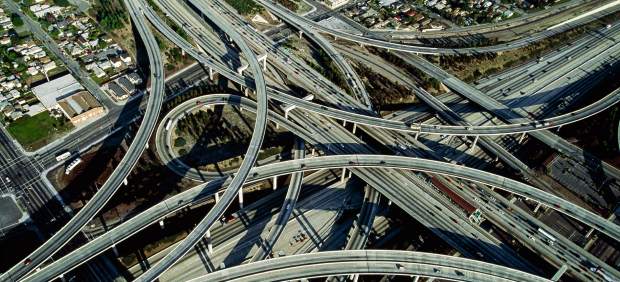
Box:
145 1 620 280
5 0 620 281
263 0 620 55
25 93 620 281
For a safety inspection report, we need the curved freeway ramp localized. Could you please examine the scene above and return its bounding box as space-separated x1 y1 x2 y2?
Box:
0 1 165 280
186 250 551 282
23 91 620 281
153 94 620 242
155 86 620 182
133 0 269 280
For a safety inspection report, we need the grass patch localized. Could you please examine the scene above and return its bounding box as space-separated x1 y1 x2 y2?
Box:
7 111 74 150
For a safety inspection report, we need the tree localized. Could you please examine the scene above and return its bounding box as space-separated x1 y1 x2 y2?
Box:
174 137 186 147
10 13 23 27
53 0 71 6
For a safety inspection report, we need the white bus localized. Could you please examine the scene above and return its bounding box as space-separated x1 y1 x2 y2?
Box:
65 158 82 175
165 119 172 131
55 151 71 162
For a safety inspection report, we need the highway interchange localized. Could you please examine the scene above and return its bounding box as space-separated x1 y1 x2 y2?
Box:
2 0 620 281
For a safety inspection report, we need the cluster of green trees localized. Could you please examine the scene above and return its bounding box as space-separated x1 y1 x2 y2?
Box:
224 0 263 15
355 64 414 112
176 108 256 148
145 0 190 41
91 0 127 31
277 0 298 12
166 47 185 65
10 13 23 27
53 0 72 7
0 47 26 76
370 48 442 92
304 47 351 95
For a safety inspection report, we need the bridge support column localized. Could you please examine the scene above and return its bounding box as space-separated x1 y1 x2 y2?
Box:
257 54 268 71
145 143 149 149
123 178 128 186
551 265 568 281
272 176 278 190
388 199 392 206
237 64 248 75
341 168 347 183
556 125 562 133
244 87 250 97
470 135 479 152
342 120 347 127
215 191 220 203
159 220 165 229
311 148 316 157
111 244 119 256
413 276 420 282
206 229 213 253
352 123 357 134
209 67 214 81
414 132 419 141
585 228 595 238
333 35 337 41
299 31 303 39
518 132 526 144
238 189 244 209
352 274 359 282
533 203 542 213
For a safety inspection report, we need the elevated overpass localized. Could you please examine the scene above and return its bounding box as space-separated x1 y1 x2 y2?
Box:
132 0 269 280
24 94 620 282
186 250 551 282
0 1 166 280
